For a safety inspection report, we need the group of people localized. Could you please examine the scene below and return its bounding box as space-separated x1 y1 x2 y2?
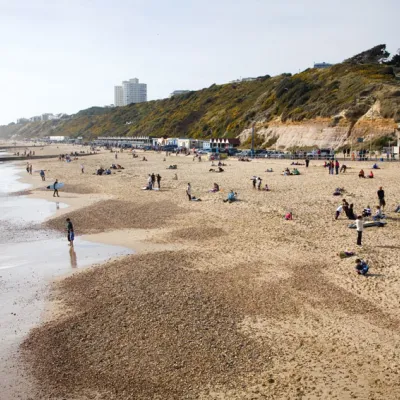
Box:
358 169 374 178
145 173 162 190
282 167 300 176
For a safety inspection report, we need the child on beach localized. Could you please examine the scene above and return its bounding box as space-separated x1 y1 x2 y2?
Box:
355 259 369 276
66 218 74 247
335 205 343 220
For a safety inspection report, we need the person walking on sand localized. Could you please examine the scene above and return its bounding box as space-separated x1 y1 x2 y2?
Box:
156 173 161 189
377 186 385 211
115 152 118 160
257 177 262 190
29 164 33 175
66 218 74 247
305 157 310 168
40 170 45 181
151 173 156 187
252 176 256 189
80 163 84 173
53 179 60 197
186 183 192 201
26 162 30 173
356 215 363 246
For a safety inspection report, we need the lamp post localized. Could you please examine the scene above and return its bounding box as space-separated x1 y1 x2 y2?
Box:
251 122 255 158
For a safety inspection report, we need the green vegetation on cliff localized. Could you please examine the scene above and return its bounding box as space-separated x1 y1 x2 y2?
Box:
50 62 399 140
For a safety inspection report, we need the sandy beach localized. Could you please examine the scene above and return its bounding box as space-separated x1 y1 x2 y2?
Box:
6 144 400 399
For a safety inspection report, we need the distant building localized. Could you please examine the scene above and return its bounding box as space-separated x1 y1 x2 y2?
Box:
114 86 124 107
49 136 66 142
122 78 147 105
229 77 256 83
113 78 147 106
314 62 334 69
170 90 190 97
16 118 29 124
30 116 41 122
210 138 240 150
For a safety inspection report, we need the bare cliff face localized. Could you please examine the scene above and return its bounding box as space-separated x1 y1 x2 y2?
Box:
239 104 398 151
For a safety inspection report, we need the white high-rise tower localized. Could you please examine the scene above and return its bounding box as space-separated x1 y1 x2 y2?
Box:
122 78 147 105
114 86 124 107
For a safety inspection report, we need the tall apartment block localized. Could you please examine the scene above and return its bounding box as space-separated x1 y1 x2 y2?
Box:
114 78 147 106
114 86 124 107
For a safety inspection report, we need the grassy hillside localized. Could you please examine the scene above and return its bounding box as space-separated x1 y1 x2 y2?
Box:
2 62 399 141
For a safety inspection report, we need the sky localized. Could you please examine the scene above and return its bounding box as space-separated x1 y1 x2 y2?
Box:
0 0 399 125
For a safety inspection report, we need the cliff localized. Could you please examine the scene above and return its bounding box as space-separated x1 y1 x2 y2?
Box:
2 46 400 150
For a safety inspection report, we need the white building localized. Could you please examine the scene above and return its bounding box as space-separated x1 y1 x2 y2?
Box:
122 78 147 105
170 90 190 97
114 86 124 107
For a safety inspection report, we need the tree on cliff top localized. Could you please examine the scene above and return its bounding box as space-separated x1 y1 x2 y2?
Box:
344 44 390 65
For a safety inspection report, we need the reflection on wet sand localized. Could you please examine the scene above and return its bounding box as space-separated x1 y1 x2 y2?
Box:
69 247 77 268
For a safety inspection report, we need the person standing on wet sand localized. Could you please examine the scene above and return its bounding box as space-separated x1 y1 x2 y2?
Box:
40 170 45 181
66 218 74 247
53 179 60 197
305 157 310 168
81 163 84 173
29 164 33 175
151 173 156 187
186 183 192 201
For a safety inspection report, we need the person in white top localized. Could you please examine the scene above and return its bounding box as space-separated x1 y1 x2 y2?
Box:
356 216 364 246
186 183 192 201
335 205 343 220
373 206 383 221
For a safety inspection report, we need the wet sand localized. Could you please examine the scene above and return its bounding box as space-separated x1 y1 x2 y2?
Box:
5 144 400 399
0 163 132 399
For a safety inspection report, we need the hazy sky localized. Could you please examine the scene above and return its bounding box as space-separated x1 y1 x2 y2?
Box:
0 0 398 125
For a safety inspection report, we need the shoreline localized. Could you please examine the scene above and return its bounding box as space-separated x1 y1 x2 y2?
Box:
0 161 134 400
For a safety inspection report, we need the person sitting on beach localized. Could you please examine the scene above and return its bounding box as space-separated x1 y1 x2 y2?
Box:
142 156 147 161
282 168 291 176
395 204 400 213
173 173 178 180
96 167 105 175
333 187 344 196
362 206 371 218
167 165 177 169
265 168 273 172
368 171 374 179
105 168 112 175
284 212 293 220
223 190 237 203
373 206 384 221
217 167 224 172
372 163 380 169
292 168 300 175
358 169 365 178
340 164 347 173
347 203 356 220
209 183 220 193
355 259 369 276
